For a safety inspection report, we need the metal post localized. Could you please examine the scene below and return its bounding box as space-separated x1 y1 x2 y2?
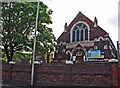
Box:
117 41 120 68
31 0 40 86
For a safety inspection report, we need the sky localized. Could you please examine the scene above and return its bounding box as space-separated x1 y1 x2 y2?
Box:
43 0 119 47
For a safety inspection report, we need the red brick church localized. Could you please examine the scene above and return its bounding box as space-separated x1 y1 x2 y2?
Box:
54 12 117 62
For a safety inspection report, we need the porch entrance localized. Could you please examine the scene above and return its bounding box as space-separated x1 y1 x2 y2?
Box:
72 44 87 62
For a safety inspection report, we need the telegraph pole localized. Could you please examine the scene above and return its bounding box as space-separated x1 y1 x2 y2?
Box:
31 0 40 86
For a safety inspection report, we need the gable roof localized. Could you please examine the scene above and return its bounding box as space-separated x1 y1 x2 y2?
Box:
90 26 107 40
67 11 94 31
57 32 70 43
58 12 108 42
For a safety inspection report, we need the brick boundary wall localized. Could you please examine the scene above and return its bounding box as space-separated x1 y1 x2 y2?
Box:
118 68 120 87
111 62 119 86
2 62 120 87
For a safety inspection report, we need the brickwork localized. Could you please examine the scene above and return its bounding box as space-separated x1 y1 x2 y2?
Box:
111 63 119 86
55 12 117 61
118 68 120 87
2 62 120 87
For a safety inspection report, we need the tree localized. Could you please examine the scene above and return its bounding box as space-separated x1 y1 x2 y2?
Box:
2 2 57 63
36 25 57 63
12 52 32 64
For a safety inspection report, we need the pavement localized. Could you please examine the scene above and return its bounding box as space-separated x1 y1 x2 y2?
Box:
0 84 46 88
1 84 25 88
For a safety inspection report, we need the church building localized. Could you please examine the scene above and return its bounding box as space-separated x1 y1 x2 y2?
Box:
54 12 117 62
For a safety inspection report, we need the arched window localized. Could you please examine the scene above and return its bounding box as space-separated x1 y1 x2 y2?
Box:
71 22 89 42
67 52 71 60
66 51 71 60
98 37 104 41
76 30 80 41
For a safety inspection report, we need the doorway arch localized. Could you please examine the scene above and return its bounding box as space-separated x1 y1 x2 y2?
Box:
66 50 72 60
72 44 88 61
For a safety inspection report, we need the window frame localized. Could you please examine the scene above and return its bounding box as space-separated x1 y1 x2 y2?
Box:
70 21 90 43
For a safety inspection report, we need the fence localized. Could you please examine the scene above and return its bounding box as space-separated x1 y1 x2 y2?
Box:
2 62 120 87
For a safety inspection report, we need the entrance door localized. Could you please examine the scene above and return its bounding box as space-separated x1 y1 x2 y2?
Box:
73 48 85 62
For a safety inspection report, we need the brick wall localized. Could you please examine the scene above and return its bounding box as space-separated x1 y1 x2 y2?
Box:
111 63 119 86
2 62 120 87
118 68 120 87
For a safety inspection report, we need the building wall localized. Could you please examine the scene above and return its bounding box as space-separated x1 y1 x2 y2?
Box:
55 12 117 61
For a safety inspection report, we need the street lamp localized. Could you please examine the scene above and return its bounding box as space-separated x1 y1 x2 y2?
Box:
31 0 40 86
117 41 120 68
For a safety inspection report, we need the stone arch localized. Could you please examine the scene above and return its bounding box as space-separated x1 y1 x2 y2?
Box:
98 36 104 41
66 50 72 60
70 21 90 43
72 44 88 61
59 42 64 45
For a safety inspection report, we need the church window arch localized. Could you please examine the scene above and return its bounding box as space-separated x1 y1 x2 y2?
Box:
70 21 90 42
98 36 104 41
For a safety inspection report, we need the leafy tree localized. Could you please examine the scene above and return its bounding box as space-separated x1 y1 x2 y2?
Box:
2 2 57 63
12 52 32 64
35 25 57 63
1 52 8 63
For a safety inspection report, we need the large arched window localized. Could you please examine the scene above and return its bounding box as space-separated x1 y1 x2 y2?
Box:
71 22 89 42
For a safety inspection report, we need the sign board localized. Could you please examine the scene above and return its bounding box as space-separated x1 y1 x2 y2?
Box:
88 50 101 58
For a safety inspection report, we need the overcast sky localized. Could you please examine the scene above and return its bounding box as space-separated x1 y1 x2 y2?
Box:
43 0 119 47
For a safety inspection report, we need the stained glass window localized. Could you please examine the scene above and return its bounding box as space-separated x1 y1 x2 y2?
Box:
76 30 80 41
72 30 75 42
85 29 88 40
81 29 83 41
72 22 89 42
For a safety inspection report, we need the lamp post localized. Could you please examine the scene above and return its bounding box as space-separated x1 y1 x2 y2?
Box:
117 41 120 68
31 0 40 86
